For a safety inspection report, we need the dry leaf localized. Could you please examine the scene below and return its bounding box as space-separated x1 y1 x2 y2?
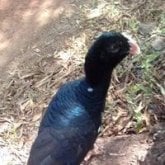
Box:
32 113 42 122
14 122 22 130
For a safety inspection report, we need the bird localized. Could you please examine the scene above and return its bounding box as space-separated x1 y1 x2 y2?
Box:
27 32 140 165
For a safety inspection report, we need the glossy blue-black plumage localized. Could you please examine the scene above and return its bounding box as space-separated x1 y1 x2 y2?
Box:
28 79 108 165
28 32 131 165
40 79 106 130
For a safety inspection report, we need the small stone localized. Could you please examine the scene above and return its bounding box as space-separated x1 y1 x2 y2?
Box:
138 22 156 36
151 37 165 51
33 48 41 53
114 1 119 5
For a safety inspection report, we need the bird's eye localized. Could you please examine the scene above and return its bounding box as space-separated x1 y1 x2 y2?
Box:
108 42 122 53
108 44 120 53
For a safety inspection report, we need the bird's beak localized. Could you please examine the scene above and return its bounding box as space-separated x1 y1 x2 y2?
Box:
122 32 141 55
128 39 141 55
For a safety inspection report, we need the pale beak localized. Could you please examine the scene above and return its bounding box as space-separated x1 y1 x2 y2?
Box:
122 32 141 55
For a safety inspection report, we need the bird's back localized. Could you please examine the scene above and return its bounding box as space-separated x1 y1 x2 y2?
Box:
28 79 105 165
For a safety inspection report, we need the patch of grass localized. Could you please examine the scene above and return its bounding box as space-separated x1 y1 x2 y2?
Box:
159 13 165 33
127 18 139 32
125 46 163 131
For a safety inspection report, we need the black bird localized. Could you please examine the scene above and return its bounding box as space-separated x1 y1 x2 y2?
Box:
28 32 140 165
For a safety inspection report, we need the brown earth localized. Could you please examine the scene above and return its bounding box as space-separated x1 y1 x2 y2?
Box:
0 0 79 74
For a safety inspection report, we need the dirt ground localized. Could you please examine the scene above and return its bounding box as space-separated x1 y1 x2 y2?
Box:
0 0 76 73
0 0 164 165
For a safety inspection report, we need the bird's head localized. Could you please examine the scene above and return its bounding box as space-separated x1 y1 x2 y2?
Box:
85 32 140 86
86 32 140 69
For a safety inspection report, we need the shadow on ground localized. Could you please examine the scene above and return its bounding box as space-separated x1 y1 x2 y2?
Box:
82 133 149 165
140 123 165 165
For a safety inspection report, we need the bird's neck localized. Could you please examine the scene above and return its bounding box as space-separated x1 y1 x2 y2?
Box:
84 59 113 93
